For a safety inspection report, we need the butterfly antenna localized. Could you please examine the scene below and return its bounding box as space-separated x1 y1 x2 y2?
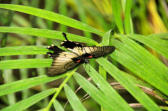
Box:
62 32 69 41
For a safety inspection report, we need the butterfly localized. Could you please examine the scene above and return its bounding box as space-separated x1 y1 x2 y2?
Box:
47 33 115 76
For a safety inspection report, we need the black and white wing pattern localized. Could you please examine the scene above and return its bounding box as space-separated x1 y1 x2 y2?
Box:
47 33 116 76
70 46 116 58
47 45 85 76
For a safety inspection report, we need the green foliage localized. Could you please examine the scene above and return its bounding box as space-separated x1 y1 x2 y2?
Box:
1 89 56 111
53 100 64 111
0 59 51 69
0 4 103 36
0 75 66 97
0 1 168 111
64 84 87 111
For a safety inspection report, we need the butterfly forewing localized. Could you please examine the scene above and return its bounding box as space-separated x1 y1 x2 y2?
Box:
70 46 115 58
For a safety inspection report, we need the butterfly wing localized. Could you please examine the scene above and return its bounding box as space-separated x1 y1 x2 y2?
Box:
47 45 84 76
47 51 81 76
70 46 115 58
47 44 115 76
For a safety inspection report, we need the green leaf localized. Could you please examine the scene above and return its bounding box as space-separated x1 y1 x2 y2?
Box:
100 30 111 45
74 73 133 111
99 30 113 78
128 34 168 59
64 84 87 111
74 0 91 38
111 35 168 95
148 33 168 40
98 65 107 79
1 89 56 111
3 69 16 105
45 68 77 111
0 59 52 69
124 0 133 34
0 75 66 96
0 46 47 56
58 0 67 32
84 4 109 31
97 58 161 111
111 0 124 33
45 0 56 29
53 100 64 111
0 27 98 45
0 4 104 36
85 64 133 111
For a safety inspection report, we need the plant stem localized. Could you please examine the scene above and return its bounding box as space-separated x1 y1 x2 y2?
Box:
44 69 77 111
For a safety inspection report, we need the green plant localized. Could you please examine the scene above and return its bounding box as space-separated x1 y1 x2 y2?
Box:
0 0 168 111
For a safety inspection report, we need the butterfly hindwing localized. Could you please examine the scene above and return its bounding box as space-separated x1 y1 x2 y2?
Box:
47 46 85 76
